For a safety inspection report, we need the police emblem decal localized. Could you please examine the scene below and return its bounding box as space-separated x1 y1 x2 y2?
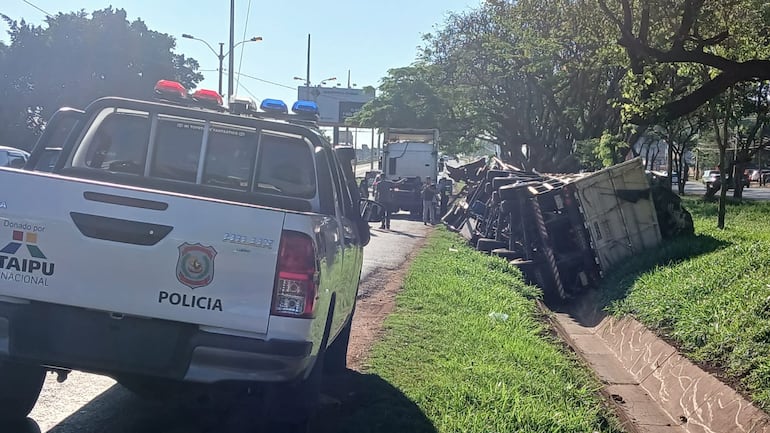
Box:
176 243 217 289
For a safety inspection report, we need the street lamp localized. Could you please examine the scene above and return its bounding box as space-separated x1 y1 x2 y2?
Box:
181 33 263 97
293 76 336 87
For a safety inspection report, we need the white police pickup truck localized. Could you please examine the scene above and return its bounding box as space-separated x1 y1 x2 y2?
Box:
0 81 379 427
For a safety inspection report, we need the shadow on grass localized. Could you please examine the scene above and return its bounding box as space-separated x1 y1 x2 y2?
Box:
554 233 729 328
316 370 437 433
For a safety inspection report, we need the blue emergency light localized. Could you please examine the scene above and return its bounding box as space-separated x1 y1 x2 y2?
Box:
260 99 288 114
291 100 319 116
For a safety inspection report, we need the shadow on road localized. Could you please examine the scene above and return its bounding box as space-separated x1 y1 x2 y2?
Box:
32 370 435 433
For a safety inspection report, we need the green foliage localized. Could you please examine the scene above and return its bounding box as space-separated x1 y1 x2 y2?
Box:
603 198 770 410
0 7 202 150
595 131 629 167
336 228 622 433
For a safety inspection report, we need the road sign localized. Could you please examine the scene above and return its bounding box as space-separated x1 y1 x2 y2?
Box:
297 86 374 126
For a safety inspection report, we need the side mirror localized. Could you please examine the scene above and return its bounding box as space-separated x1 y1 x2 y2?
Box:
360 199 384 223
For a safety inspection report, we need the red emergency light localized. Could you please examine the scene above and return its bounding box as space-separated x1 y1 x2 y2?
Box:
154 80 188 100
191 89 224 108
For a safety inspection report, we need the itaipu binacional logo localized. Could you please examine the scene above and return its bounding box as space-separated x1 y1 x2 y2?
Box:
176 243 217 289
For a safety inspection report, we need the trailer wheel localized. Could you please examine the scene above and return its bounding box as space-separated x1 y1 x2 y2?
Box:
476 238 506 252
0 361 45 421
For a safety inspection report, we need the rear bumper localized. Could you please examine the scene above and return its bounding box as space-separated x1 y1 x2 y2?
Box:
0 301 313 384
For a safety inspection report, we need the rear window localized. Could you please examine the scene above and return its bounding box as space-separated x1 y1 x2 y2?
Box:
255 132 315 198
75 111 150 174
69 108 316 198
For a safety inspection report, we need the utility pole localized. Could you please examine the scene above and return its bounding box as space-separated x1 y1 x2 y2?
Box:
218 43 224 97
305 34 311 87
228 0 235 101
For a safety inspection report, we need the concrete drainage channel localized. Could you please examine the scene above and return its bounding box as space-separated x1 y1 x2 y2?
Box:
542 291 770 433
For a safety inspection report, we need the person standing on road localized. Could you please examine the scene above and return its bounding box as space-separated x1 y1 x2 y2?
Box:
421 177 438 225
359 178 369 199
374 175 406 230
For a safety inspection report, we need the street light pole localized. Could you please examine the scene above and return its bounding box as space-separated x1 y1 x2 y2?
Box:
228 0 236 101
218 43 224 97
182 34 261 98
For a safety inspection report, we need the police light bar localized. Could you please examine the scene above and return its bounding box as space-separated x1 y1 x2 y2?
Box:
291 100 319 116
154 80 188 100
260 98 288 114
191 89 224 109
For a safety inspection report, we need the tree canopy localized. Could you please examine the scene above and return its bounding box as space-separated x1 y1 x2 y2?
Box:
0 7 202 150
354 0 770 172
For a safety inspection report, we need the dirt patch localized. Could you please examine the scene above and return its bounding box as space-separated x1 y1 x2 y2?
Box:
346 236 430 371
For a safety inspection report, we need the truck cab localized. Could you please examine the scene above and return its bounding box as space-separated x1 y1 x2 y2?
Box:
380 128 439 216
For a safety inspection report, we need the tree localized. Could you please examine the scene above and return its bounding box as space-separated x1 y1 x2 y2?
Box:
598 0 770 124
421 0 627 171
0 8 202 150
657 113 705 194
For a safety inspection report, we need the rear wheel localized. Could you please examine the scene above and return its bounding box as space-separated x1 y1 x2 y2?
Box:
324 314 352 375
0 360 45 421
265 299 336 431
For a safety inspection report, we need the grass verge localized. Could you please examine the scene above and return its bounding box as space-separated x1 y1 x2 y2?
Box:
603 198 770 409
339 228 623 433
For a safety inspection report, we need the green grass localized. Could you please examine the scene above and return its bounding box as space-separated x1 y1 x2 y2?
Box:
340 229 622 433
603 198 770 409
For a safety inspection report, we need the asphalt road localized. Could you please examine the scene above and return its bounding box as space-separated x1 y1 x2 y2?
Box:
679 180 770 200
13 218 429 433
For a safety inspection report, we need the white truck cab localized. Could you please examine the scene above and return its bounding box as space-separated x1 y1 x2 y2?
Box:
0 81 379 427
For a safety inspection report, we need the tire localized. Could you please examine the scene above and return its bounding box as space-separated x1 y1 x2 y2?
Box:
0 361 45 421
266 298 336 431
476 238 506 252
324 314 352 375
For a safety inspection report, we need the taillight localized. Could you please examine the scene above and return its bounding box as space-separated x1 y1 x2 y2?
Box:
271 231 318 318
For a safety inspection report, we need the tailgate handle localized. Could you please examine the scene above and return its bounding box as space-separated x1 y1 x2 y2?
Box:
83 191 169 211
70 212 173 246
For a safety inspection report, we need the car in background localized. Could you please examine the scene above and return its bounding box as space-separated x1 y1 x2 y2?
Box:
747 168 770 184
703 170 750 189
702 169 720 187
0 145 30 168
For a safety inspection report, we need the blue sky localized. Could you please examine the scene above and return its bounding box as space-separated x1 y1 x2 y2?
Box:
1 0 477 105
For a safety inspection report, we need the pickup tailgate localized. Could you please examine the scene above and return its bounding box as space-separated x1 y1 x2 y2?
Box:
0 169 284 334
